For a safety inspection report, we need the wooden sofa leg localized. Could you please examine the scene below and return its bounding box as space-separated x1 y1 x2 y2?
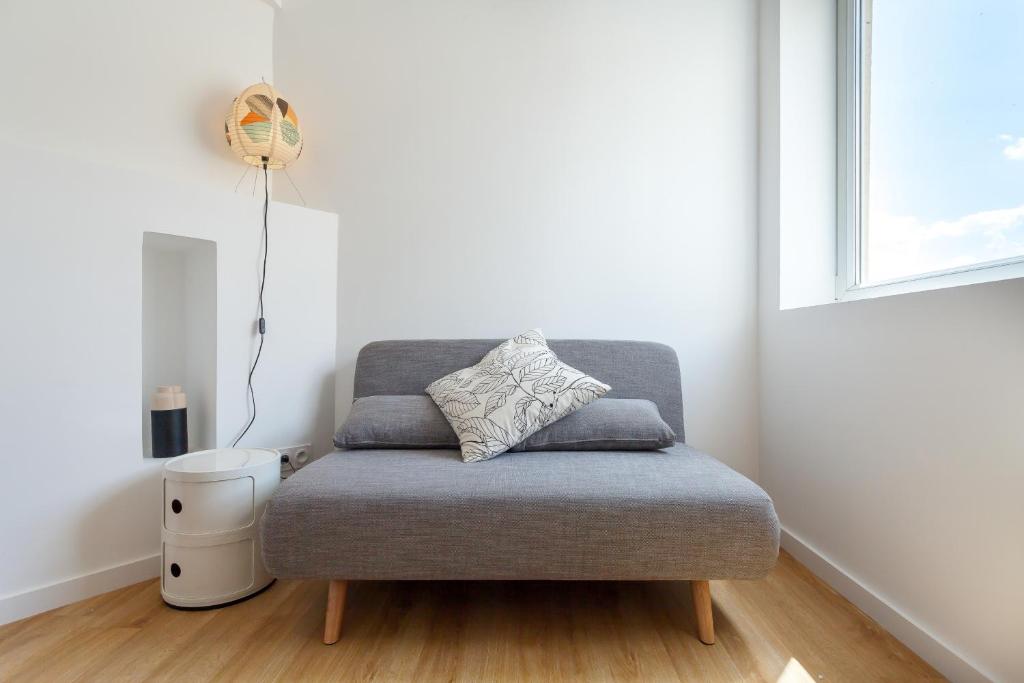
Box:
691 580 715 645
323 580 348 645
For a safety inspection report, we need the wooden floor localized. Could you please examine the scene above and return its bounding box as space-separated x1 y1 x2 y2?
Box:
0 551 941 682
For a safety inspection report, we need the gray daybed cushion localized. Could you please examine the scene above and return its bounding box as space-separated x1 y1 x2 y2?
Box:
512 397 675 451
261 444 780 581
335 395 456 449
334 396 676 451
352 339 686 441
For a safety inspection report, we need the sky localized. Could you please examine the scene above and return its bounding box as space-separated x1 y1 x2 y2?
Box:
865 0 1024 282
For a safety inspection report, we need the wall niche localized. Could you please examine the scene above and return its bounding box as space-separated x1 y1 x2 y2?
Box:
141 232 217 458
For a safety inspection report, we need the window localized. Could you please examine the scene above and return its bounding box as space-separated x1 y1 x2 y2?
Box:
838 0 1024 297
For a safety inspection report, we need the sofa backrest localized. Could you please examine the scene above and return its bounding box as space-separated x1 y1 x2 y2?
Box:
353 339 685 441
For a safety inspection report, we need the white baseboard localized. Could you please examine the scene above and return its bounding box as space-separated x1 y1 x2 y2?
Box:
781 527 992 683
0 554 161 626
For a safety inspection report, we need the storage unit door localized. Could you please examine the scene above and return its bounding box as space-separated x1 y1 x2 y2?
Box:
164 478 254 533
162 539 255 600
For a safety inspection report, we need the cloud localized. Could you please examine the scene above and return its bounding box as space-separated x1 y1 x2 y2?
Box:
928 205 1024 238
1002 137 1024 160
867 204 1024 282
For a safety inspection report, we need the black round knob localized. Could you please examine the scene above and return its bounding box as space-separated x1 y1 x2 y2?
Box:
171 499 182 514
170 563 181 578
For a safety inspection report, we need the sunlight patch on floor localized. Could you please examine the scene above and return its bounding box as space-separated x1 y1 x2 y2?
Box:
776 657 817 683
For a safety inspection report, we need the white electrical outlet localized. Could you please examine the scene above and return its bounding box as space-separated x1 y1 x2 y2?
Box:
277 443 312 478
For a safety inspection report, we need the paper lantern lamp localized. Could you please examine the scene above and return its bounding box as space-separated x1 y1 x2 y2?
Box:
224 82 303 169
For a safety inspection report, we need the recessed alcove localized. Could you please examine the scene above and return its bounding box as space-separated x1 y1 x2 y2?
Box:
141 232 217 458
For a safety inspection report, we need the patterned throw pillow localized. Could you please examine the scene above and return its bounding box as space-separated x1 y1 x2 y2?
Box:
425 329 611 462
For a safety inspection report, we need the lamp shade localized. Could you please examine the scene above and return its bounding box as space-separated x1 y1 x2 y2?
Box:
224 82 303 169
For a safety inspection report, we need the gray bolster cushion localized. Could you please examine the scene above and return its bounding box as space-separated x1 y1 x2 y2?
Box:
335 395 676 451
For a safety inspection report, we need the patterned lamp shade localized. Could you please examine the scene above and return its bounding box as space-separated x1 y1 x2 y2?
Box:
224 82 303 169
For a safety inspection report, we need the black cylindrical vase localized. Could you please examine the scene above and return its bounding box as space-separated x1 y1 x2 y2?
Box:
151 385 188 458
152 407 188 458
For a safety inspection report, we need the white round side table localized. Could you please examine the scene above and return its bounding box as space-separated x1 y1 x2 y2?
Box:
161 448 280 609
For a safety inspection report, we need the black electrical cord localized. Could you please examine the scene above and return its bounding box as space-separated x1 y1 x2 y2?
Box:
233 162 270 447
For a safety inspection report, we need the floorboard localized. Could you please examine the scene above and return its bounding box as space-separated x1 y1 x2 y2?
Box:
0 551 943 682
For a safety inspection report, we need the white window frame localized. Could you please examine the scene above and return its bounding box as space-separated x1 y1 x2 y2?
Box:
836 0 1024 302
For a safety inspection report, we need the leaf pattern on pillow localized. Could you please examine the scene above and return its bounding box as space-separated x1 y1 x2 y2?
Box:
519 357 557 383
483 392 508 418
425 329 611 462
460 442 492 462
532 375 566 394
512 395 535 433
571 381 608 403
429 376 461 393
504 349 546 370
471 372 509 395
436 391 479 417
457 416 515 449
513 329 546 345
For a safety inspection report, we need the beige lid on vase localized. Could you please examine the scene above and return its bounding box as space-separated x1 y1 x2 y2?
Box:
151 385 187 411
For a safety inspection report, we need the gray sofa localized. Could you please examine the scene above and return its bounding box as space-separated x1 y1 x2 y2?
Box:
261 339 779 645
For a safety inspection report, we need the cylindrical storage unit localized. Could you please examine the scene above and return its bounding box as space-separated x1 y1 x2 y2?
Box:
161 448 280 608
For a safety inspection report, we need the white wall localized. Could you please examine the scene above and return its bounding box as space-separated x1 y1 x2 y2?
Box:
274 0 761 477
0 142 338 624
760 2 1024 681
0 0 339 624
776 0 836 310
0 0 275 189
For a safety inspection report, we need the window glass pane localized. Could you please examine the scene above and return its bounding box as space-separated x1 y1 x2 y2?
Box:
863 0 1024 283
